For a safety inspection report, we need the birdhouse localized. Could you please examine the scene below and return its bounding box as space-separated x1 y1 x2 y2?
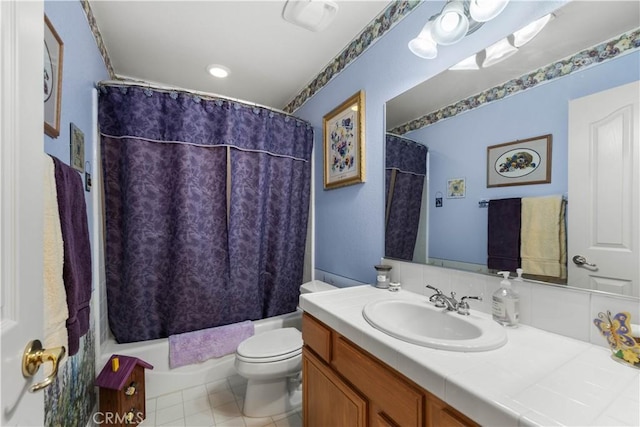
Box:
95 354 154 426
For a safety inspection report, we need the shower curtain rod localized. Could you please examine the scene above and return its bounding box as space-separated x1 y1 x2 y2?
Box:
95 79 298 119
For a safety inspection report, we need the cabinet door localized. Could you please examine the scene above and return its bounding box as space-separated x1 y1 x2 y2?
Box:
370 403 400 427
332 334 423 426
303 348 366 427
427 393 479 427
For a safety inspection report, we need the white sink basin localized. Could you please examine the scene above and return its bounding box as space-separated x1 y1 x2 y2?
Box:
362 299 507 352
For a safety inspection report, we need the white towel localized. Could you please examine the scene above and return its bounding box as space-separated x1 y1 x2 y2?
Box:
43 154 69 370
521 195 567 279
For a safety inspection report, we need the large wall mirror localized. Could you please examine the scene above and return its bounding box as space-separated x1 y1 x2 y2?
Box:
384 1 639 296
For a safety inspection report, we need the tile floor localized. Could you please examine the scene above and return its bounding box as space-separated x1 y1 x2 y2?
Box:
140 375 302 427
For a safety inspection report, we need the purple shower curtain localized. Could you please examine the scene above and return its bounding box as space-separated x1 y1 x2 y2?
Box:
98 85 313 343
385 134 427 261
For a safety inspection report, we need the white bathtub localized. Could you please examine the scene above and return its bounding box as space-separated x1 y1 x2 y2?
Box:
100 310 302 399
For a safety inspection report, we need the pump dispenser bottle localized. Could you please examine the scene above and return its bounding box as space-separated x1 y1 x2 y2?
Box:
492 271 519 327
515 268 524 281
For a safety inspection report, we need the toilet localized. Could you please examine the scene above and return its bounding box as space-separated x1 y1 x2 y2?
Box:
234 280 337 417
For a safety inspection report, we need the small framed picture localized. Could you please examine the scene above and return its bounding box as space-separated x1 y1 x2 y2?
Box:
447 178 466 198
487 134 552 187
70 123 85 173
323 90 365 190
44 15 64 138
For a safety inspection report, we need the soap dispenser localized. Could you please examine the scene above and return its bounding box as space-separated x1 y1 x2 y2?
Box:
515 268 524 281
492 271 519 327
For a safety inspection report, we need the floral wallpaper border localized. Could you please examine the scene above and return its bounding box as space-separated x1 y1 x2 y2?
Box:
283 0 422 112
81 0 422 112
389 28 640 135
81 0 115 79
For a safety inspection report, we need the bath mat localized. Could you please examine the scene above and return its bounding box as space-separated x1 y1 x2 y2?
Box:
169 320 254 368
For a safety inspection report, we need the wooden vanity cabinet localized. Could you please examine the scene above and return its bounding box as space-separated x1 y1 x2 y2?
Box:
303 348 367 426
302 313 479 427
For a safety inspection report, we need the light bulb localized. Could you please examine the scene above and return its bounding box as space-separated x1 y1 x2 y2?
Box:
440 11 460 32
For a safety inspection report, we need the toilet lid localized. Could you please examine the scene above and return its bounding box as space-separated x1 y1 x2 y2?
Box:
236 328 302 362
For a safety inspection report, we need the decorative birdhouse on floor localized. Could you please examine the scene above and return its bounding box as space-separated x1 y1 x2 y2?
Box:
96 354 154 426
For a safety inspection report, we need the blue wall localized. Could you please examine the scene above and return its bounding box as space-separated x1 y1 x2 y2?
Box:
407 52 640 265
294 1 565 284
45 0 109 247
43 1 108 426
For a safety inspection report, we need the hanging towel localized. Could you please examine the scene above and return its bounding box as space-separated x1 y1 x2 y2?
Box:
487 198 521 271
43 155 69 371
521 195 567 279
169 321 255 369
52 156 92 356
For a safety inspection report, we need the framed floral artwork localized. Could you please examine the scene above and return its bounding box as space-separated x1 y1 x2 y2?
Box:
323 90 365 190
44 15 64 138
487 134 552 187
447 178 466 198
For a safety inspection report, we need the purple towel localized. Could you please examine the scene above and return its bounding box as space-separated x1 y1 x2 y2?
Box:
487 198 521 271
169 321 255 369
52 156 92 356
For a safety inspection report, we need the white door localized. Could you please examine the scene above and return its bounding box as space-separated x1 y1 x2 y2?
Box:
1 1 47 425
568 80 640 297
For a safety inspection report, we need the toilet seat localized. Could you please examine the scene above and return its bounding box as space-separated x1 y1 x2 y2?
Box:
236 327 302 364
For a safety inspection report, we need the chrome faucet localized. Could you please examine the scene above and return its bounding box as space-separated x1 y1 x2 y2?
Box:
425 285 458 311
456 295 482 315
426 285 482 315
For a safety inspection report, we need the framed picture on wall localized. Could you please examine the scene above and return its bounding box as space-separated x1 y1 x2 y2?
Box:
70 123 85 173
322 90 365 190
447 177 466 198
487 134 552 187
44 15 64 138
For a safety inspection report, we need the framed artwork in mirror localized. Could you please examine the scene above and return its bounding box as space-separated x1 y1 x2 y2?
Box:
44 15 64 138
70 123 85 173
487 134 552 187
447 178 466 198
323 90 365 190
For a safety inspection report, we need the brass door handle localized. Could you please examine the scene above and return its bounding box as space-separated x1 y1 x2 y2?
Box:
22 340 66 392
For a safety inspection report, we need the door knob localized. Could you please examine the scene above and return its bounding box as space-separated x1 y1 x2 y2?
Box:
22 340 65 392
572 255 597 268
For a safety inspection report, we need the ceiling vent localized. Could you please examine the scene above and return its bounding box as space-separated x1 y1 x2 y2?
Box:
283 0 339 32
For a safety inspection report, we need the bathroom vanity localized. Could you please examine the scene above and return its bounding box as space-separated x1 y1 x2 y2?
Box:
302 312 478 427
300 286 640 426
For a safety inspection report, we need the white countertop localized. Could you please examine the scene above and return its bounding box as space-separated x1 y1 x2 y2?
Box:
300 285 640 427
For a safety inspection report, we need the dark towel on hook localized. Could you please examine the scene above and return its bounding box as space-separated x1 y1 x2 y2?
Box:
487 198 521 271
52 156 92 356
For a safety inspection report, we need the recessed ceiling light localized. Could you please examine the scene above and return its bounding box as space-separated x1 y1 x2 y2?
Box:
206 64 230 79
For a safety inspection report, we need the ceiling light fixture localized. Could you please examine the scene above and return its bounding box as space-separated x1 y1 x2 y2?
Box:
282 0 338 32
482 37 518 67
449 53 480 70
207 64 230 79
469 0 510 22
409 0 510 60
408 21 438 59
512 14 551 47
431 1 469 45
446 11 551 70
